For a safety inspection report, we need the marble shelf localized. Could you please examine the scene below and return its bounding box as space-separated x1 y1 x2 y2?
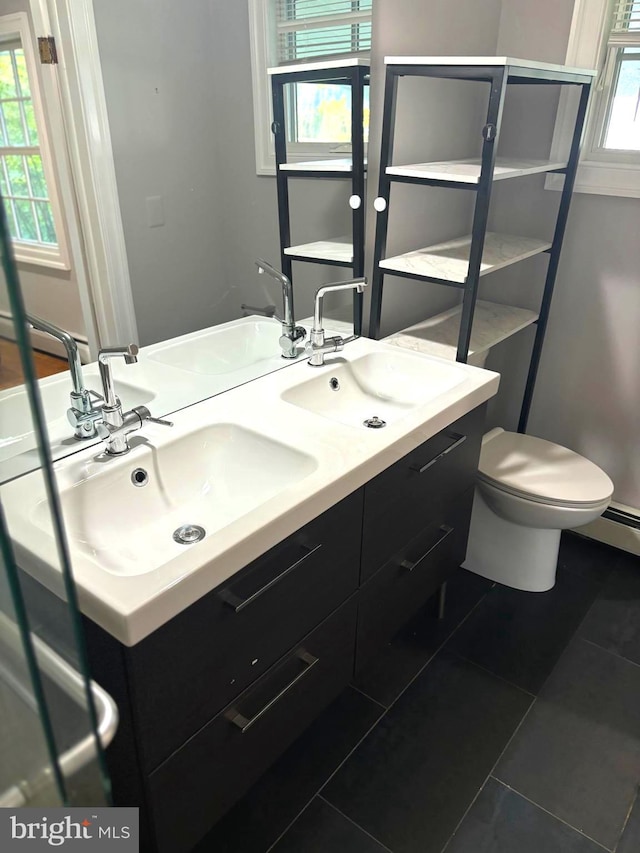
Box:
384 300 539 364
383 56 596 80
279 157 367 173
386 157 567 184
284 236 353 264
268 57 370 76
379 231 552 284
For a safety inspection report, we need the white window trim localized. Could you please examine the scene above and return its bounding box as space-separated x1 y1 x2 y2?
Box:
27 0 138 351
248 0 369 176
546 0 640 198
0 12 71 269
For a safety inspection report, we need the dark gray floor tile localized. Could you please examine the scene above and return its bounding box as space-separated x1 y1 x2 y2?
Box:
272 798 389 853
324 651 532 853
578 556 640 666
557 532 618 585
618 792 640 853
195 687 383 853
496 638 640 850
447 568 601 693
445 778 604 853
355 568 493 707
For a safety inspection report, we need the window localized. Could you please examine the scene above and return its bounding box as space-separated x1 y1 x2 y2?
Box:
249 0 372 174
0 14 68 267
548 0 640 197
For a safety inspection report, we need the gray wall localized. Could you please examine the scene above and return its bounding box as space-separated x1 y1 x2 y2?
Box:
493 0 640 508
364 0 503 337
93 0 356 346
93 0 229 346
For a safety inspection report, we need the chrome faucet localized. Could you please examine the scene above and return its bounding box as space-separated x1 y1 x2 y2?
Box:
26 313 102 439
96 345 172 455
307 278 367 366
253 259 306 358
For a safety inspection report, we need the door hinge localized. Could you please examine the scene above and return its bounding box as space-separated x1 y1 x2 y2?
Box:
38 36 58 65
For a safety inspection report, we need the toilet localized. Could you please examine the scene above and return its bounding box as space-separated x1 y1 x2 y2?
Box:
463 428 614 592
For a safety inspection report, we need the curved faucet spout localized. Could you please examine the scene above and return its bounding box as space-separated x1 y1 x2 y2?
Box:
26 313 84 396
255 258 306 358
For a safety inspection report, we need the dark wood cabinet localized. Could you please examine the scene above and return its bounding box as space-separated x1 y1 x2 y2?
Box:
127 490 363 772
82 403 486 852
361 406 485 582
148 597 358 853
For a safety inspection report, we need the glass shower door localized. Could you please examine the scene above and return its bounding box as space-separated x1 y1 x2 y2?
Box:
0 193 113 806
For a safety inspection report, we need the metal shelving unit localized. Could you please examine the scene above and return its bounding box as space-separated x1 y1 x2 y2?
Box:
368 56 596 431
269 58 370 335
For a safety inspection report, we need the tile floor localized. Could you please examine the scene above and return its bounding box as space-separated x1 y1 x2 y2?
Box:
197 533 640 853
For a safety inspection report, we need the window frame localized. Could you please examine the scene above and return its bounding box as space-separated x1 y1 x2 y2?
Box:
547 0 640 198
248 0 370 175
0 12 69 269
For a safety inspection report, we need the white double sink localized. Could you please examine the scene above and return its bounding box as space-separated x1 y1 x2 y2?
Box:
1 331 499 645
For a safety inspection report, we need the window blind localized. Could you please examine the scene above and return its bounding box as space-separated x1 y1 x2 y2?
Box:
609 0 640 44
275 0 372 64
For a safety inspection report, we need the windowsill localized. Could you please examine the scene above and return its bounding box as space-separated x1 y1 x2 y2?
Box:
12 243 70 271
545 158 640 198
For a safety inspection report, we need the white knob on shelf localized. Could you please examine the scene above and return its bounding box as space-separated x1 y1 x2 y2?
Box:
374 197 387 212
349 195 362 209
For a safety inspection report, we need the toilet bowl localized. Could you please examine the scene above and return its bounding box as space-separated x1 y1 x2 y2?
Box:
463 428 613 592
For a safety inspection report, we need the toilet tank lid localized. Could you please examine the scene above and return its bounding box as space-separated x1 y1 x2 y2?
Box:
478 430 614 505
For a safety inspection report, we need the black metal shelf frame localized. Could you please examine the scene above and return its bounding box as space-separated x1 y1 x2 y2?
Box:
368 60 593 433
271 63 369 335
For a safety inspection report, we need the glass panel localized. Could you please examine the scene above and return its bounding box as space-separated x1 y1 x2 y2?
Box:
0 195 111 805
23 99 38 145
5 154 28 196
0 51 17 98
293 82 370 143
35 201 57 244
14 198 38 241
3 201 17 241
14 50 30 98
26 154 48 199
604 49 640 150
3 100 26 146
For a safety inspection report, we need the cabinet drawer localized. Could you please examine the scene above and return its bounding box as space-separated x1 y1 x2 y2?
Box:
361 405 484 582
356 489 473 675
128 489 363 772
148 595 358 853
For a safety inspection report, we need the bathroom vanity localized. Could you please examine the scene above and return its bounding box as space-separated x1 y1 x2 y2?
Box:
84 403 486 853
2 336 498 851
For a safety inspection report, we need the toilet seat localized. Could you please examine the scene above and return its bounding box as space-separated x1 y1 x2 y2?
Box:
477 429 614 509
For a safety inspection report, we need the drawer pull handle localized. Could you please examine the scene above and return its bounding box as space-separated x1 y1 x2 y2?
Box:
225 650 319 733
219 543 322 613
400 525 454 572
411 432 467 475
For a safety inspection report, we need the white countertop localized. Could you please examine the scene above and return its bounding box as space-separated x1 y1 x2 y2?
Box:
2 338 498 646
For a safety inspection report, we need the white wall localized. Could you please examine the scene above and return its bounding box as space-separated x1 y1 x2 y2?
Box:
493 0 640 508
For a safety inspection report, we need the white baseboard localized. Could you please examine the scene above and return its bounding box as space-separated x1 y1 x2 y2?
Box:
0 314 90 365
573 501 640 557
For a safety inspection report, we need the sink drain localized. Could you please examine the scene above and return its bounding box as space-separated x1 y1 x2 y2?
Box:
173 524 206 545
363 415 386 429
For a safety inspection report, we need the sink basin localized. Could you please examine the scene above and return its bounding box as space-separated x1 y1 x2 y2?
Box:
0 373 155 464
147 318 284 375
281 350 467 428
40 423 317 576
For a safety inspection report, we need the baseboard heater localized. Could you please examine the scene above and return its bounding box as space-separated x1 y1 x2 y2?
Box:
602 507 640 530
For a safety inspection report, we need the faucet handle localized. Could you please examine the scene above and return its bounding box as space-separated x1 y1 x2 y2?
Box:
131 405 173 428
